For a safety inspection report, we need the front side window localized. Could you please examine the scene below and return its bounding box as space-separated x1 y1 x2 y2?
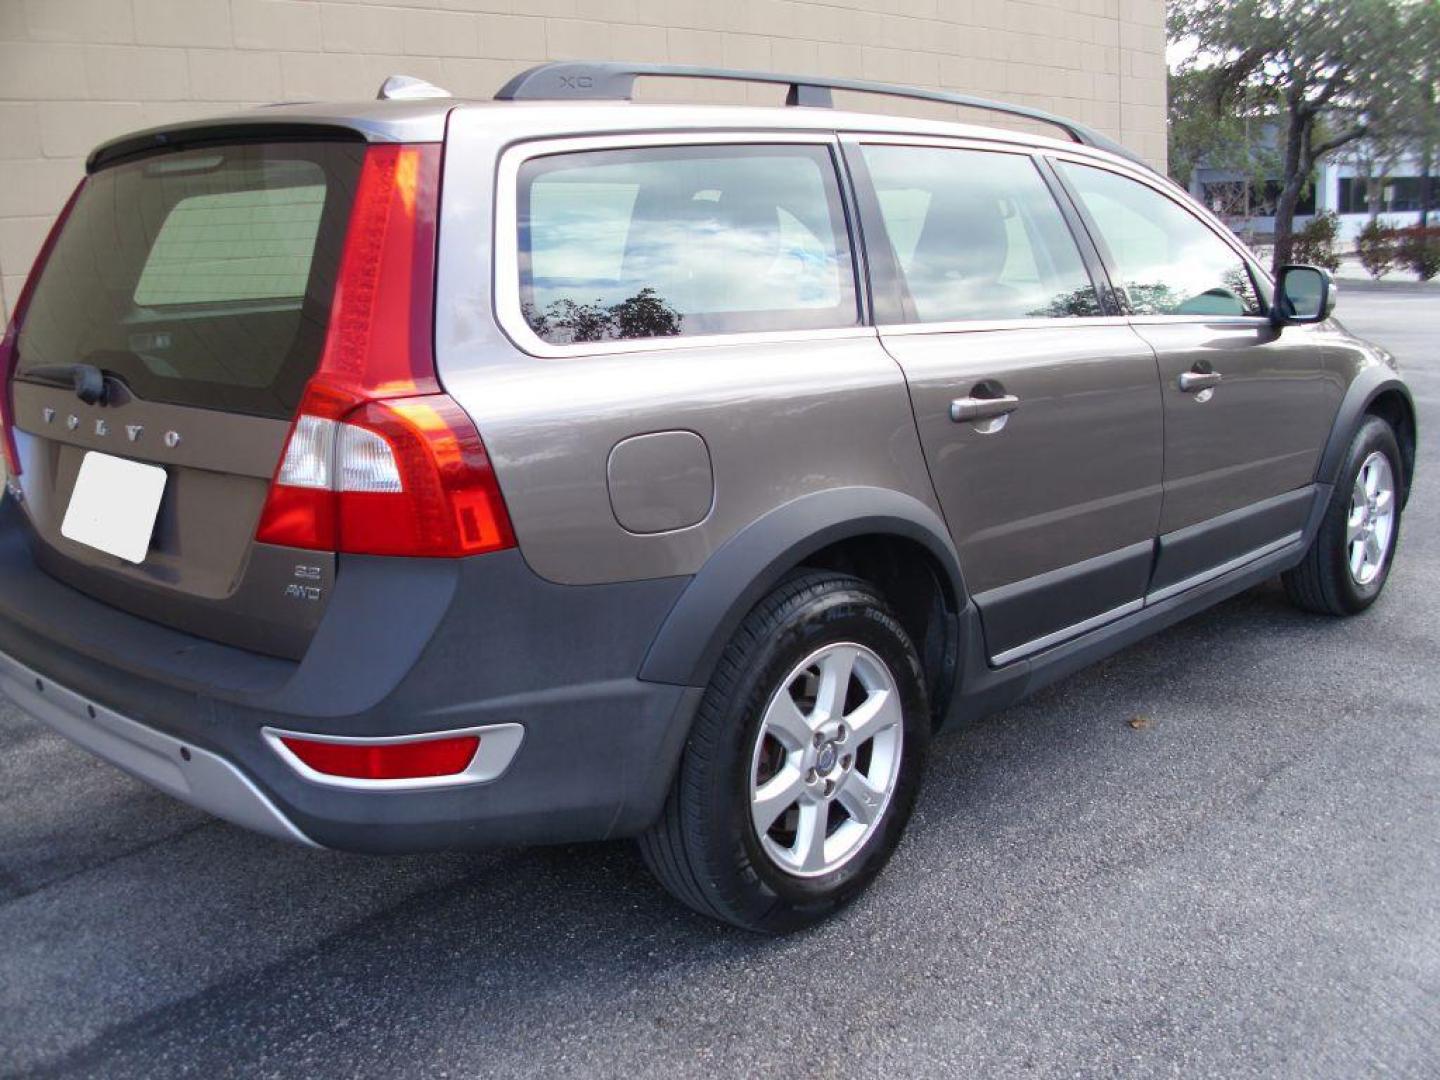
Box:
517 144 857 345
859 145 1102 323
1057 162 1261 317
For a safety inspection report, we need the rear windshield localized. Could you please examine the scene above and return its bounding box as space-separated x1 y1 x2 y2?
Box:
17 140 365 419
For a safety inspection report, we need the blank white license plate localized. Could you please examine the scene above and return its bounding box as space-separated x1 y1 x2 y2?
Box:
61 452 167 565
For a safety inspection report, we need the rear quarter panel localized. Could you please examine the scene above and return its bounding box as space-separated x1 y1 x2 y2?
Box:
434 107 940 586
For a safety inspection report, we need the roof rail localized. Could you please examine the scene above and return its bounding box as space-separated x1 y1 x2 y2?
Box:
494 61 1150 170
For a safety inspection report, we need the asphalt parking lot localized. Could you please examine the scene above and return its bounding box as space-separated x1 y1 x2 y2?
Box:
2 287 1437 1079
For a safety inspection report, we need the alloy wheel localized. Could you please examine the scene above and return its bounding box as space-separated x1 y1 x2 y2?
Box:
748 642 904 878
1347 450 1396 586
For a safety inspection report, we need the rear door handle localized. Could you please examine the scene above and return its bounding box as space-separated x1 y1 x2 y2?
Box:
950 394 1020 422
1178 371 1223 392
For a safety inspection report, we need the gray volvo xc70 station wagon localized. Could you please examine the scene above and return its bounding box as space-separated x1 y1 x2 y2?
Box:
0 64 1415 931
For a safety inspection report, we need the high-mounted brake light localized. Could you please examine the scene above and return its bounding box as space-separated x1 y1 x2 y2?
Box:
255 144 516 557
0 179 87 479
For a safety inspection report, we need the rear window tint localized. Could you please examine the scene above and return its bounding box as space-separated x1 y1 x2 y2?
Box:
17 140 364 419
516 144 858 345
134 181 326 305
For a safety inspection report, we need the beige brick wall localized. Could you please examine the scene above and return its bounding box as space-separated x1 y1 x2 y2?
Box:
0 0 1167 323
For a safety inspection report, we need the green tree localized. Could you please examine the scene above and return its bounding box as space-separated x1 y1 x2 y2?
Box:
522 288 683 343
1405 1 1440 228
1167 66 1278 201
608 287 683 339
1355 218 1400 276
1169 0 1424 274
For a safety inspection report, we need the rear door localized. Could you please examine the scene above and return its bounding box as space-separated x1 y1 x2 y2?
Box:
845 137 1164 664
1051 158 1347 597
9 138 368 658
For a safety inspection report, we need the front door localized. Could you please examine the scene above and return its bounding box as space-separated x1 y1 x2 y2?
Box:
1052 159 1347 595
847 139 1164 664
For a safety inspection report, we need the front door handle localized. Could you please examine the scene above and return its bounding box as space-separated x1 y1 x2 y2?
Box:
1178 370 1223 392
950 394 1020 422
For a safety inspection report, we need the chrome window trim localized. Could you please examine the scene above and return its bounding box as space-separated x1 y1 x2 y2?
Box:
1043 148 1276 298
496 324 876 360
1125 314 1272 328
493 130 867 359
838 130 1039 155
262 723 526 792
877 315 1130 336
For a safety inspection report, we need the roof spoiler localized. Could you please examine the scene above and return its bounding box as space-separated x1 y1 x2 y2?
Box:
86 122 366 173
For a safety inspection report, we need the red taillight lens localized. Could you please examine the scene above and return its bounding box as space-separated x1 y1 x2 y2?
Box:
256 393 515 557
311 143 441 400
1 179 87 478
253 143 517 557
278 733 480 781
339 397 515 556
0 327 20 480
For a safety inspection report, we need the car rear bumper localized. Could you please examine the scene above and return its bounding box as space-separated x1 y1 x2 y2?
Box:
0 648 316 845
0 498 701 852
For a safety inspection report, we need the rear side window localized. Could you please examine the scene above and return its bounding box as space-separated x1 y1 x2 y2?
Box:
1056 161 1261 317
859 145 1101 323
516 144 858 345
17 141 365 419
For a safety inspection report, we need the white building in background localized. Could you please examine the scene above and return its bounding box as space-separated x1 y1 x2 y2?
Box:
1320 149 1438 239
1190 143 1438 244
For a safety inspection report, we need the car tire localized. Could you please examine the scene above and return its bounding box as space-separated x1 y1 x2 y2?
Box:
639 570 930 933
1283 415 1405 616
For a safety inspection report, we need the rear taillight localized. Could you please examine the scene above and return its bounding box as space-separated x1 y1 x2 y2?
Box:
1 179 87 479
257 394 515 556
254 143 516 557
0 324 18 479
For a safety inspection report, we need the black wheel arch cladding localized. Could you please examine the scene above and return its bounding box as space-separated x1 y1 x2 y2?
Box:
1316 370 1416 503
638 486 967 691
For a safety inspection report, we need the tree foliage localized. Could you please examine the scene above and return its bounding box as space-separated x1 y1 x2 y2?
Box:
1167 66 1278 194
1291 209 1342 270
1168 0 1436 273
1355 218 1401 277
522 287 683 344
1407 0 1440 228
1400 227 1440 280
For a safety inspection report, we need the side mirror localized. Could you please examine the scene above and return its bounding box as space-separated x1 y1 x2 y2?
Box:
1272 265 1336 328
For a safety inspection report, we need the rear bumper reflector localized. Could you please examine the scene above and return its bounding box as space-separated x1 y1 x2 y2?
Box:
262 723 525 791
